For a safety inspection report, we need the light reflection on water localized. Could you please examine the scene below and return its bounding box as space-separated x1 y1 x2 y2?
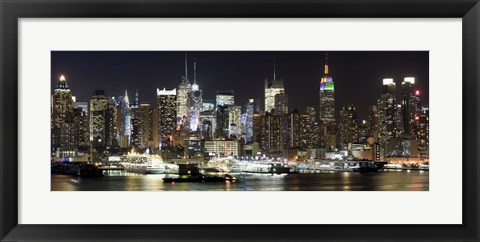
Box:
51 170 429 191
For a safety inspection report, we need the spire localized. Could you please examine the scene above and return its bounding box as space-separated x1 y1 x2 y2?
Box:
324 52 329 75
193 57 197 84
273 57 276 81
135 89 139 107
60 75 66 82
184 53 188 82
124 90 130 106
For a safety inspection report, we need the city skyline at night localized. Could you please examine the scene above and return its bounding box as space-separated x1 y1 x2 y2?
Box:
50 51 429 191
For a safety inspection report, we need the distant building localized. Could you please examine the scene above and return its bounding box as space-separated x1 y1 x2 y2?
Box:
176 54 191 129
203 140 242 157
378 78 397 141
274 93 288 115
51 75 74 153
338 104 359 150
319 53 335 124
415 107 429 158
89 89 108 148
157 88 177 147
265 59 285 114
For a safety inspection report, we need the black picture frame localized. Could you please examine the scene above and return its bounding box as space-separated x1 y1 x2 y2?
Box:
1 0 479 241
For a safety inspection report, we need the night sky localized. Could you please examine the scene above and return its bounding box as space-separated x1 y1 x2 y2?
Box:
51 51 429 120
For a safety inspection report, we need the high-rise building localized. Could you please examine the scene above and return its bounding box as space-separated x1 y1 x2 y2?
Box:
228 105 242 138
244 99 256 142
264 79 285 114
176 54 191 129
216 90 235 106
89 90 108 148
338 104 360 149
51 75 74 152
378 78 397 141
368 106 379 139
259 112 286 153
416 107 429 158
189 58 203 132
215 105 229 139
121 90 132 144
131 102 157 149
274 93 288 115
401 77 418 136
105 97 118 147
319 53 335 124
157 88 177 147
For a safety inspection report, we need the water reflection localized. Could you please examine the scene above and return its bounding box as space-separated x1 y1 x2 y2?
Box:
51 170 429 191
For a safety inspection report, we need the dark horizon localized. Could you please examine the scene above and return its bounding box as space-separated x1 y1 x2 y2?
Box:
51 51 429 120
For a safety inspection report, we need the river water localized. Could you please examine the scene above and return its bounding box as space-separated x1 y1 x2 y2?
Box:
51 170 428 191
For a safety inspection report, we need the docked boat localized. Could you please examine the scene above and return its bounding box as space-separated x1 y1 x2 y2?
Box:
119 149 166 174
162 164 237 183
236 162 291 174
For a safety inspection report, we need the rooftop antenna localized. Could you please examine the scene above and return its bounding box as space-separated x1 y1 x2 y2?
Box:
194 57 197 84
273 57 276 81
185 53 188 82
325 52 329 75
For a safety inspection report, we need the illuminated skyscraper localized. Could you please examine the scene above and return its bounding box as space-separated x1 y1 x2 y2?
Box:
378 78 397 141
228 105 242 138
319 53 335 124
122 90 132 143
215 105 229 139
89 90 108 147
189 58 203 131
401 77 418 136
51 75 74 152
338 104 360 150
216 90 235 106
176 54 191 129
415 107 429 158
265 58 285 114
157 88 177 147
274 93 288 115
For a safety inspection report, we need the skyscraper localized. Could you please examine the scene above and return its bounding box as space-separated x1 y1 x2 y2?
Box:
401 77 418 136
157 88 177 147
264 58 285 114
378 78 397 141
274 93 288 115
215 90 235 106
176 54 191 129
189 58 203 131
89 90 108 147
51 75 74 152
339 104 360 149
318 53 335 124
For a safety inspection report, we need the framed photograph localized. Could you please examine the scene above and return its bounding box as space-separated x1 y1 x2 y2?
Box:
1 0 478 241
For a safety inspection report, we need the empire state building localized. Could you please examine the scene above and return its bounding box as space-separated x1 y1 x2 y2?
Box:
319 53 335 124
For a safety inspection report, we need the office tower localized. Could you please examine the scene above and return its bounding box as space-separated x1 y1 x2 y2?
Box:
131 102 157 149
416 107 429 158
216 90 235 106
274 93 288 115
105 97 118 147
157 88 177 147
264 58 285 114
177 54 191 129
252 112 262 143
319 53 335 124
122 90 132 144
368 106 379 139
131 105 142 149
378 78 397 141
89 90 108 147
72 107 89 150
51 75 74 152
401 77 418 136
215 105 229 139
244 99 256 142
338 104 360 150
358 120 369 144
287 109 301 148
228 105 242 138
202 99 215 112
189 58 203 131
258 111 287 153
